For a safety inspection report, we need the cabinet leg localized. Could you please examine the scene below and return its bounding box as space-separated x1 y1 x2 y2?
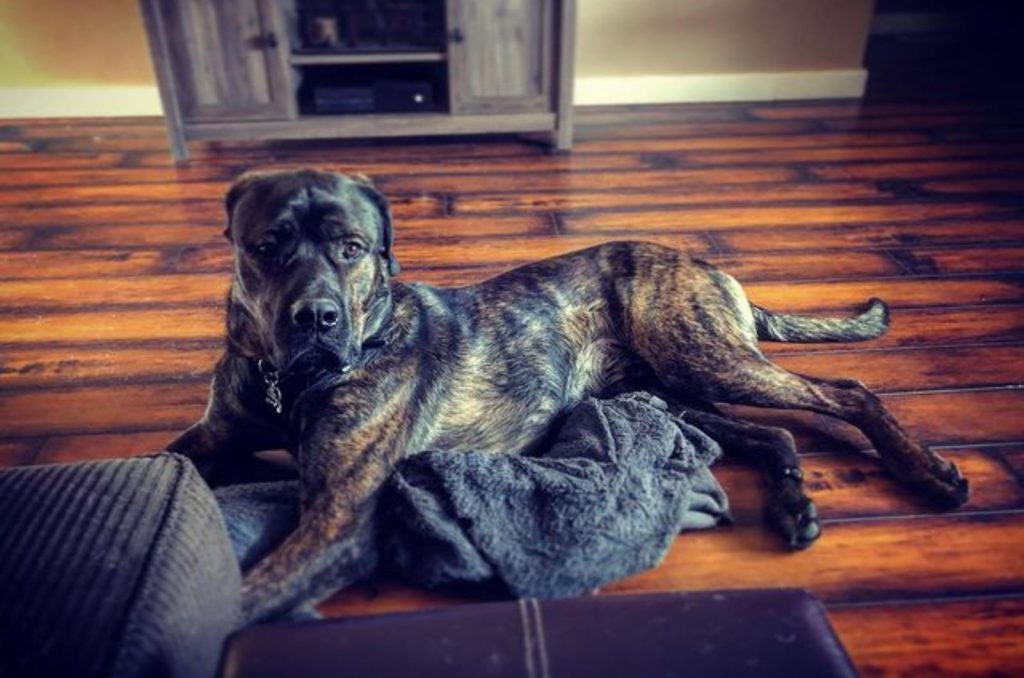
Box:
168 130 189 163
161 114 189 162
552 118 573 152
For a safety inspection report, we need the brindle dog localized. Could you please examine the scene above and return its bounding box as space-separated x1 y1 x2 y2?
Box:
169 169 969 623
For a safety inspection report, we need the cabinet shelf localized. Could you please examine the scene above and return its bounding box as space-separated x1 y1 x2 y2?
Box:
290 51 446 66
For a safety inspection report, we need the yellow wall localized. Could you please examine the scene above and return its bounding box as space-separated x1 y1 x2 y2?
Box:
0 0 874 113
0 0 154 86
578 0 875 77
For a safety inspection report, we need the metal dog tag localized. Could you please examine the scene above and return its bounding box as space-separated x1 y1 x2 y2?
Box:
258 360 283 415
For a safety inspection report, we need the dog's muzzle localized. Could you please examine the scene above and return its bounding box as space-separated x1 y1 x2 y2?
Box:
279 296 359 375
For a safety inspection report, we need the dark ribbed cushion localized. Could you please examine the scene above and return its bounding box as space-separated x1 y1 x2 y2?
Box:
0 453 241 678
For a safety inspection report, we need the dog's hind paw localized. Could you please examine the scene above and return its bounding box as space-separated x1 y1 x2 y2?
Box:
927 459 970 510
767 495 821 550
896 455 970 510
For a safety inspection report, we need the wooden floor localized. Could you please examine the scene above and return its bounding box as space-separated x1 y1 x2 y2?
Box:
2 98 1023 676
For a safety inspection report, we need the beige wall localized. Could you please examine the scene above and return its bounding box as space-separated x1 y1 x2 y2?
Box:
0 0 874 113
0 0 154 86
1 0 875 87
578 0 875 77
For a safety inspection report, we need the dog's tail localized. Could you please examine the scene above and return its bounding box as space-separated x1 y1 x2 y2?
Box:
752 297 890 343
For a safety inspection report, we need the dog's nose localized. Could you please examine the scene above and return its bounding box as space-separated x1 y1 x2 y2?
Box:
292 298 340 332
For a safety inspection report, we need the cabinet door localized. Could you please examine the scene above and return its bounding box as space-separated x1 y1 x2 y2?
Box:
447 0 553 114
156 0 292 122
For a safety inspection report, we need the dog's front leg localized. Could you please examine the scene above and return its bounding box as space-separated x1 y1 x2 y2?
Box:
167 352 285 484
239 482 381 624
239 412 406 624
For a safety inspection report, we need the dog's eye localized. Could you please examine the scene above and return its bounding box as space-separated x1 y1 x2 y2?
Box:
342 242 364 260
254 242 279 259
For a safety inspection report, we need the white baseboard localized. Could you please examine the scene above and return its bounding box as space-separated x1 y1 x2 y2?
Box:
1 70 868 119
0 87 163 118
575 69 868 106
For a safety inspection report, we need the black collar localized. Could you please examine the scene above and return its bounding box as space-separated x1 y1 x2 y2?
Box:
254 330 393 418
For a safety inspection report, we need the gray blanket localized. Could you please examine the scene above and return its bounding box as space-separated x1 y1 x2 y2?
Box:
216 393 730 610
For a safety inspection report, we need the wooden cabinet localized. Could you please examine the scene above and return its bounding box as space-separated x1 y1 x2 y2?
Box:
154 0 294 121
447 0 552 114
140 0 576 161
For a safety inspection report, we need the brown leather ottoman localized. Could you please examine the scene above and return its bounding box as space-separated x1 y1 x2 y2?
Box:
221 588 857 678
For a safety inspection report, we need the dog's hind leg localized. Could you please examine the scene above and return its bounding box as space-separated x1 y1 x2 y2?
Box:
629 260 967 509
674 354 969 509
681 407 820 548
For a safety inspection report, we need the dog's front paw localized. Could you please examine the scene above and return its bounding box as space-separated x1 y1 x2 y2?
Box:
767 494 821 550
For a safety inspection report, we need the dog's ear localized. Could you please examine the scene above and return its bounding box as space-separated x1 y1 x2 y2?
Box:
223 172 267 242
351 174 400 276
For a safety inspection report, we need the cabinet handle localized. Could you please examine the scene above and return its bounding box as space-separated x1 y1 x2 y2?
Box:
448 28 464 44
265 32 279 49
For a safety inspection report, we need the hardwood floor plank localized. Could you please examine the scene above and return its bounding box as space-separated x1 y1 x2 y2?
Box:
34 431 180 465
823 112 1024 132
0 382 207 437
0 202 223 228
831 597 1024 678
0 152 133 170
714 220 1024 254
743 276 1024 313
679 142 1024 167
344 168 806 194
882 243 1024 276
563 203 1020 233
723 244 1024 280
0 344 220 388
600 514 1024 603
0 274 231 308
575 132 931 154
0 249 186 280
810 158 1024 181
0 440 38 468
450 182 893 215
918 176 1024 196
0 307 224 343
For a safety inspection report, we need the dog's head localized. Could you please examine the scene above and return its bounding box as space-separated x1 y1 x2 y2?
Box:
223 169 400 375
